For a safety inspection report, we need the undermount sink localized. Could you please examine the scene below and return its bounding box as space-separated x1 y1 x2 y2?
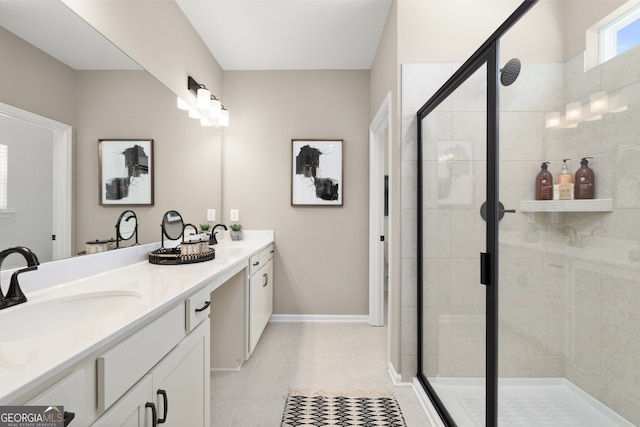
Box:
0 290 144 342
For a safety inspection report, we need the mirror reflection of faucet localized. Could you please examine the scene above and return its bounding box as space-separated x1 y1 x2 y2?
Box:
0 246 39 310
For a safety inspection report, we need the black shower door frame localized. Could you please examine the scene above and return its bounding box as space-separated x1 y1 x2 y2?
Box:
415 1 538 426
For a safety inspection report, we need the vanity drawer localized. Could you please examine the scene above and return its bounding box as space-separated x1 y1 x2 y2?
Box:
249 245 274 276
97 304 185 412
260 244 274 265
249 254 261 276
186 286 211 332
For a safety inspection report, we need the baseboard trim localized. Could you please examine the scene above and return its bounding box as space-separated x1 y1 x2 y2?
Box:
270 314 369 323
387 362 409 386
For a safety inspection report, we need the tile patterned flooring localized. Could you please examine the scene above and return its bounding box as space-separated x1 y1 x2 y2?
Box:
210 322 432 426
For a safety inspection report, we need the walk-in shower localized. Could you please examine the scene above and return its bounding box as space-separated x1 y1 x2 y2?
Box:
412 0 640 426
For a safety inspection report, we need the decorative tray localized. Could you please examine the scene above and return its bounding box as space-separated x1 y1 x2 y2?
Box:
148 247 216 265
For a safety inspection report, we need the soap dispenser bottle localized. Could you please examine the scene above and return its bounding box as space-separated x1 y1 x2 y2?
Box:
575 157 595 199
535 162 553 200
558 159 573 184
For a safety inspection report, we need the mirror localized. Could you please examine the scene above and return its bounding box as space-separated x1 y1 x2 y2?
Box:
116 210 138 248
162 211 184 243
0 1 223 270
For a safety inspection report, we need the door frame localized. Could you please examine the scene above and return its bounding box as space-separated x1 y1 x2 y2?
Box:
368 92 392 327
0 101 72 260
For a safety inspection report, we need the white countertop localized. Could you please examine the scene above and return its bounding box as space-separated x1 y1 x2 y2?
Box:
0 231 273 403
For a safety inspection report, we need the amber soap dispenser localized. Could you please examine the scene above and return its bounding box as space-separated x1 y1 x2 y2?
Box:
575 157 595 199
535 162 553 200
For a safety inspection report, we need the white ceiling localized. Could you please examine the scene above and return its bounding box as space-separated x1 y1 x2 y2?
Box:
0 0 392 72
175 0 393 70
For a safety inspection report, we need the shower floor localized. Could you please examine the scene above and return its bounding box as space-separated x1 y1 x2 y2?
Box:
428 378 633 427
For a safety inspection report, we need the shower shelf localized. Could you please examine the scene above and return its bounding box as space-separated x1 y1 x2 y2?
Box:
519 199 613 212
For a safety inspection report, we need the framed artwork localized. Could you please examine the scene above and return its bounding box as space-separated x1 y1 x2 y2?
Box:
291 139 343 206
98 139 154 206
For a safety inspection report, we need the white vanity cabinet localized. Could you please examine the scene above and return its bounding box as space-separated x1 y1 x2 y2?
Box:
93 296 210 427
248 244 274 355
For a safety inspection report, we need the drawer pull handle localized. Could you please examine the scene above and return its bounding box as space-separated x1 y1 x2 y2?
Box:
195 301 211 312
263 273 269 287
253 261 260 266
63 411 75 426
157 389 168 424
145 402 158 427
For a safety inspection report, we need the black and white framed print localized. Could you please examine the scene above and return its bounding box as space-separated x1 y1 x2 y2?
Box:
291 139 343 206
98 139 154 205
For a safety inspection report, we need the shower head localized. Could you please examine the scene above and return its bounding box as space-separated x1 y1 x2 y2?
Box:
500 58 521 86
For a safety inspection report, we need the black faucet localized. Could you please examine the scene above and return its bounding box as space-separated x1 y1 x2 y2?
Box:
209 224 228 245
0 246 40 310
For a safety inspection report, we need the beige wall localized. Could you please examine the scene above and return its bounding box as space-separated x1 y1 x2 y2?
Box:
0 27 75 126
222 70 370 315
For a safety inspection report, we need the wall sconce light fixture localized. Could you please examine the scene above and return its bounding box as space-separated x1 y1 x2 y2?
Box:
186 76 229 128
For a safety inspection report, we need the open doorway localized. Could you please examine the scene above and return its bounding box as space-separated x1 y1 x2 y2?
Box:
368 92 391 328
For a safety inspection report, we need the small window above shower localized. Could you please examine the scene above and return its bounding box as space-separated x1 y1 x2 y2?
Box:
599 3 640 63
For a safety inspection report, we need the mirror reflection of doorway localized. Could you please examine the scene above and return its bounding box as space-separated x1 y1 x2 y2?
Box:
0 102 72 268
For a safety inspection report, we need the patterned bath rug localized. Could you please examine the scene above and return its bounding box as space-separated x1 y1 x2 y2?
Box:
281 389 406 427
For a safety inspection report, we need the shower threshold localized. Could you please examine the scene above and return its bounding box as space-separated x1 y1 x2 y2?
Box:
428 377 633 427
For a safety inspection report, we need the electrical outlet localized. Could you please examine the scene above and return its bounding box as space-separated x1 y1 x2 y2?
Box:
230 209 239 222
207 209 216 221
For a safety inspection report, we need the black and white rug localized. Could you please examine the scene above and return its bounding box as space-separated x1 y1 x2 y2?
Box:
281 390 406 427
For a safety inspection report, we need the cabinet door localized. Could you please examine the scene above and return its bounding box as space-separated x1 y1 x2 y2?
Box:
91 375 154 427
27 370 87 426
152 320 210 427
249 259 273 353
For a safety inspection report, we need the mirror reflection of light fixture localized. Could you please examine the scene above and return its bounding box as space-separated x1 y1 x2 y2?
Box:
565 102 582 121
176 97 190 111
200 117 213 127
188 108 201 119
545 111 561 128
590 91 608 112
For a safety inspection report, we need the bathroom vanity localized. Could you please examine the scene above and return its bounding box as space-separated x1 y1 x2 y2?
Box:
0 231 274 426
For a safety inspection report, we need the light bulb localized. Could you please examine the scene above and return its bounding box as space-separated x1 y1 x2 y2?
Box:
209 98 222 119
218 108 229 127
197 87 210 110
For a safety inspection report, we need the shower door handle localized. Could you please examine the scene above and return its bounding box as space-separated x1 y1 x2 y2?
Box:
479 201 515 222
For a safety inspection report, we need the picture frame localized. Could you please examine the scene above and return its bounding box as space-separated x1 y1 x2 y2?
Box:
291 139 343 206
98 139 154 206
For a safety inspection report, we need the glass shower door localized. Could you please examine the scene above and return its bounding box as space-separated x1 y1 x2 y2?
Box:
418 62 489 425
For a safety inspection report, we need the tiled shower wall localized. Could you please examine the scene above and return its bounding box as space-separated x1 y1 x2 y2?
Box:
401 44 640 425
